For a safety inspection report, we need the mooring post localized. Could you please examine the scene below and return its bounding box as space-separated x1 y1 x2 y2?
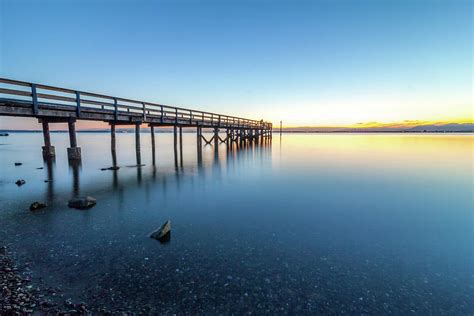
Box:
135 122 141 164
41 120 55 159
67 120 81 160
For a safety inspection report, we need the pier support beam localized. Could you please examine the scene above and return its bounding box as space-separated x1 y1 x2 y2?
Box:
214 127 219 147
67 120 81 160
111 123 116 152
110 123 117 166
173 125 178 166
135 122 141 164
41 121 55 159
151 125 155 164
179 126 183 167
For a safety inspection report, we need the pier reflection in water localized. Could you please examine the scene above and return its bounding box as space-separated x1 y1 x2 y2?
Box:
21 131 273 208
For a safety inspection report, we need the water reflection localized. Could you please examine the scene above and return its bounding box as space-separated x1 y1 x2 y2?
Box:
44 157 55 203
0 133 471 314
68 160 81 198
33 135 273 205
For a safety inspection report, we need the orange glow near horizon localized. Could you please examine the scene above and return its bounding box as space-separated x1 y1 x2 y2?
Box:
0 116 472 131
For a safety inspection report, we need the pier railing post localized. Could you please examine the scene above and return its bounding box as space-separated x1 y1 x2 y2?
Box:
75 92 81 117
67 119 81 160
31 84 39 115
113 98 118 121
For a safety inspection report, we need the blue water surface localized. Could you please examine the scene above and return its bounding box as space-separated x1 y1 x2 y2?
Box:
0 132 472 314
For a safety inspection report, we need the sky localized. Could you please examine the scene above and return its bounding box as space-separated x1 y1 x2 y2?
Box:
0 0 472 130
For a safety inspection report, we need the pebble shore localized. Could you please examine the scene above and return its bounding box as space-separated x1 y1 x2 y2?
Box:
0 246 92 314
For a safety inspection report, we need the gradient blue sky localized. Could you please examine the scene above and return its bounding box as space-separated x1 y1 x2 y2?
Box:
0 0 472 129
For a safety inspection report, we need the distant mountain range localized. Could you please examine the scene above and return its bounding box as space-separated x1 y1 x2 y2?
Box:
278 123 474 133
1 123 472 133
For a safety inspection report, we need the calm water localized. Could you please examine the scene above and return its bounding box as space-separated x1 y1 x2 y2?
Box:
0 132 473 314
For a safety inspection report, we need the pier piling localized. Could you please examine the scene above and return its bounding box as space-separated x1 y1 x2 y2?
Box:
135 122 141 164
67 120 81 160
41 121 55 159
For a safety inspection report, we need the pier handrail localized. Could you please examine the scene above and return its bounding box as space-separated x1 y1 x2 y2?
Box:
0 78 272 130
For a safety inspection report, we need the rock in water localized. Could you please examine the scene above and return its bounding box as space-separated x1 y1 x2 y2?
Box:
30 201 47 211
150 220 171 242
14 162 22 166
68 196 97 209
15 179 26 186
100 166 120 171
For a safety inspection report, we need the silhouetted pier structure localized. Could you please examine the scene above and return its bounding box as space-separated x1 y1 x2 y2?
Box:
0 78 272 161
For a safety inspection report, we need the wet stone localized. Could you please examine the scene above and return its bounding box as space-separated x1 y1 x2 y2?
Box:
149 220 171 243
15 179 26 186
29 202 47 211
68 196 97 210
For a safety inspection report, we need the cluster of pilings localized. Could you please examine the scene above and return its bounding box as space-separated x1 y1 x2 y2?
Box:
40 118 81 160
39 118 272 162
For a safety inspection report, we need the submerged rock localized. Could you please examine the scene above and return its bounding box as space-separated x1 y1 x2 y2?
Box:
68 196 97 210
15 179 25 186
14 162 22 166
150 220 171 242
30 201 47 211
36 167 44 170
100 166 120 171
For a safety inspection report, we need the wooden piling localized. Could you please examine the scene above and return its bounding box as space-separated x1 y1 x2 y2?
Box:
67 120 81 160
68 121 77 148
111 123 116 152
214 127 219 147
135 122 141 164
151 125 156 165
41 121 55 158
179 126 183 167
173 125 178 165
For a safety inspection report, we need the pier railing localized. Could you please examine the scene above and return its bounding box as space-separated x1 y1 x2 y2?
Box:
0 78 271 130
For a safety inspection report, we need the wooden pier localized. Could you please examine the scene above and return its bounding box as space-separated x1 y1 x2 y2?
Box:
0 78 272 161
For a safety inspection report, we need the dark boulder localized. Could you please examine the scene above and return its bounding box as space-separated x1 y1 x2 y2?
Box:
14 162 22 166
68 196 97 210
149 220 171 242
30 202 47 211
15 179 25 186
